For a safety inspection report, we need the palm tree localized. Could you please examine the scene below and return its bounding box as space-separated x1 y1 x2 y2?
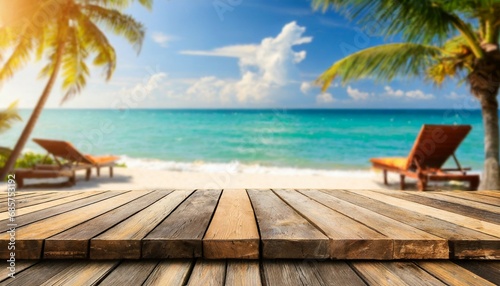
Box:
313 0 500 190
0 0 152 179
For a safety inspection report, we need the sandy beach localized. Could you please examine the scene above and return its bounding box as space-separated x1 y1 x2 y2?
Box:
10 167 426 191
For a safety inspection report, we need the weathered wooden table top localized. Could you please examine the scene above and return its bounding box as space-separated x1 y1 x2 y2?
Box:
0 189 499 260
1 259 499 286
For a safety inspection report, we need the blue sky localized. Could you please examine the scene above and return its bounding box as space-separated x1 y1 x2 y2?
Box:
0 0 480 109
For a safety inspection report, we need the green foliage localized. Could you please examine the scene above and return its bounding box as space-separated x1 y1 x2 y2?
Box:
0 151 54 169
0 0 150 104
115 162 127 168
313 0 500 91
317 43 442 90
0 101 22 133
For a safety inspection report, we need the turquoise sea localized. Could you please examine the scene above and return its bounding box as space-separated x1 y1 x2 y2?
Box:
2 109 485 174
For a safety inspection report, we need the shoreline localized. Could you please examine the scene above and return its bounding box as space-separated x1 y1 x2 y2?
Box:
9 167 461 191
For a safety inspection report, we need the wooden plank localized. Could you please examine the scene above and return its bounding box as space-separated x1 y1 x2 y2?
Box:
0 191 79 212
203 189 259 259
387 192 500 224
322 189 500 259
348 190 500 238
142 260 194 286
382 262 447 286
0 260 38 282
410 192 500 212
246 189 329 259
0 191 147 259
0 192 55 204
0 261 76 286
440 191 500 207
45 190 172 258
39 261 118 286
186 260 226 286
350 261 410 286
0 191 115 233
275 189 393 259
417 261 497 286
99 260 159 286
142 190 221 259
305 190 448 259
453 261 500 285
91 190 192 259
0 191 106 221
477 191 500 198
225 260 262 286
263 260 366 286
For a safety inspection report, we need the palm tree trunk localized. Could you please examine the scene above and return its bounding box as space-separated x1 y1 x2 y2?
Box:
0 42 66 180
479 92 500 190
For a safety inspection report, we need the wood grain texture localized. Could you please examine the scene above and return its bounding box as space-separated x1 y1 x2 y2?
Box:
247 189 329 259
90 190 192 259
143 260 194 286
0 260 38 283
382 262 447 286
39 261 118 286
99 261 159 286
323 189 500 259
263 260 366 286
186 260 226 286
350 261 410 286
0 191 116 233
0 192 78 212
203 189 259 259
348 189 500 238
440 191 500 207
45 190 172 259
0 261 75 286
453 261 500 285
0 191 146 259
225 260 262 286
0 191 106 221
307 190 448 259
277 189 393 259
416 261 497 286
142 189 221 259
388 192 500 225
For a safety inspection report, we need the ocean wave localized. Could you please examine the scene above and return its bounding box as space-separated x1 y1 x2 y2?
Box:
117 155 378 177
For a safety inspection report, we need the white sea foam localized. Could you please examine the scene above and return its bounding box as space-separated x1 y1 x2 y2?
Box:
117 155 378 177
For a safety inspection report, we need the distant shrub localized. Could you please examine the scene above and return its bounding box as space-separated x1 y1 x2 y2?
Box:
0 150 55 169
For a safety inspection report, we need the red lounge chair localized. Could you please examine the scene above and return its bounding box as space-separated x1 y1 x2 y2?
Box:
370 125 480 191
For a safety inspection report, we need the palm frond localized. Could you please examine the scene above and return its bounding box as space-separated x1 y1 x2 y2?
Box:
60 26 90 104
82 4 145 53
0 101 22 134
0 35 34 83
313 0 461 44
316 43 443 91
77 12 117 80
86 0 153 10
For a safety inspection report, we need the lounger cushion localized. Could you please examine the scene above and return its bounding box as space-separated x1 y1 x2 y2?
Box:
370 157 408 170
84 155 120 165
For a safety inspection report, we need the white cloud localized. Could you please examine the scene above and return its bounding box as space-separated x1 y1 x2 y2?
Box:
347 86 370 101
180 44 257 58
384 86 404 97
316 93 334 104
446 92 465 100
385 86 434 100
180 21 312 103
151 32 175 48
300 82 312 94
405 90 434 100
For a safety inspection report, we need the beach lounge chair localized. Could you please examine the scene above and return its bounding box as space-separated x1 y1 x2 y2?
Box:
15 168 76 188
33 138 119 178
370 125 480 191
